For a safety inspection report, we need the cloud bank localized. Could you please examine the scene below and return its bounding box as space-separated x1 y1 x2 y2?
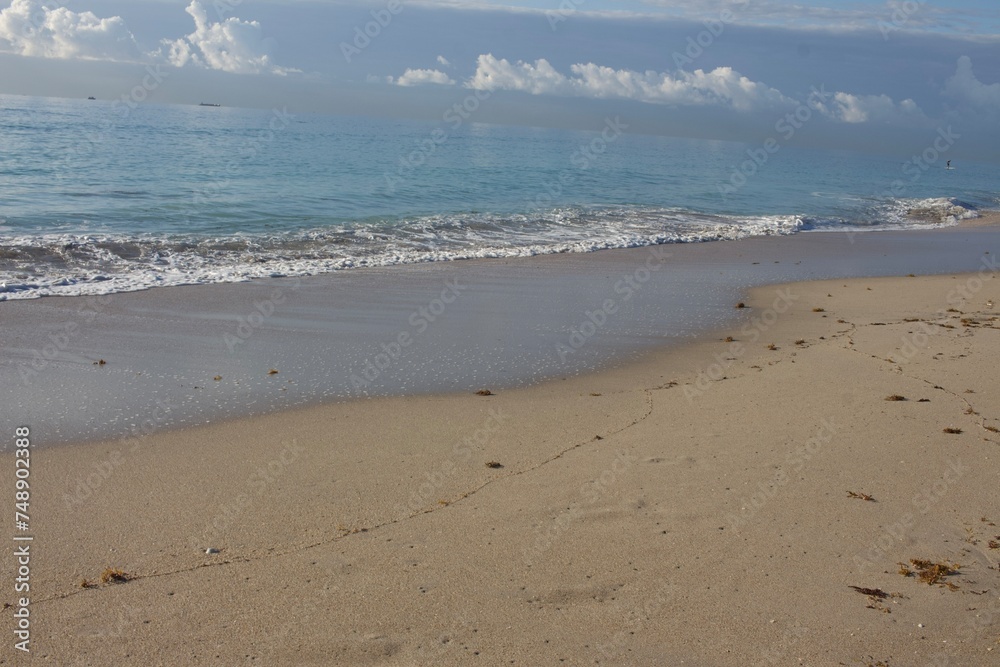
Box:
463 54 794 111
161 1 295 75
0 0 296 76
388 53 925 124
810 91 925 124
944 55 1000 111
0 0 141 61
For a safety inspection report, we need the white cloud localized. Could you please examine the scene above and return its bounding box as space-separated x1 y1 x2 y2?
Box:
160 1 295 75
436 55 451 67
457 53 928 123
811 91 925 124
0 0 141 61
394 68 455 87
944 56 1000 111
465 54 793 111
0 0 298 76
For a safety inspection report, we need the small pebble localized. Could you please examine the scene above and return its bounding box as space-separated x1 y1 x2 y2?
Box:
205 547 220 555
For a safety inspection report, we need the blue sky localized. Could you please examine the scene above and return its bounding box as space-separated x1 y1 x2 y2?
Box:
1 1 998 156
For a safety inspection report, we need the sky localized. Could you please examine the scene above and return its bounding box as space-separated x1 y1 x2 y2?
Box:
0 0 998 158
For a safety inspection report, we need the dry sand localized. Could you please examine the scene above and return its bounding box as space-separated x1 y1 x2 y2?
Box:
3 266 1000 665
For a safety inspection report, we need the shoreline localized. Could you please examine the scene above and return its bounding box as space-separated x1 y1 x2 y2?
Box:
4 267 998 664
2 217 999 446
1 212 997 305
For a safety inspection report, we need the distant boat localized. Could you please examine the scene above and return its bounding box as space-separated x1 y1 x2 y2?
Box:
199 102 221 107
87 96 96 100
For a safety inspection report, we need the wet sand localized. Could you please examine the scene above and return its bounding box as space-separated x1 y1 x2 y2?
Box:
1 222 998 664
2 217 999 445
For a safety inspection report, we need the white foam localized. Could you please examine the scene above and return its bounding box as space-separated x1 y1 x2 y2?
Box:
904 197 979 224
0 201 979 301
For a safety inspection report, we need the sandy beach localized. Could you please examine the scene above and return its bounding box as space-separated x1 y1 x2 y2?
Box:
4 4 1000 662
2 234 999 664
4 219 1000 446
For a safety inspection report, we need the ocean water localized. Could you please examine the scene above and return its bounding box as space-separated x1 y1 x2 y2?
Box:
1 94 998 300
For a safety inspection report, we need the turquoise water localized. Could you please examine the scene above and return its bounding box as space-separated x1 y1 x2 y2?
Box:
1 94 998 299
